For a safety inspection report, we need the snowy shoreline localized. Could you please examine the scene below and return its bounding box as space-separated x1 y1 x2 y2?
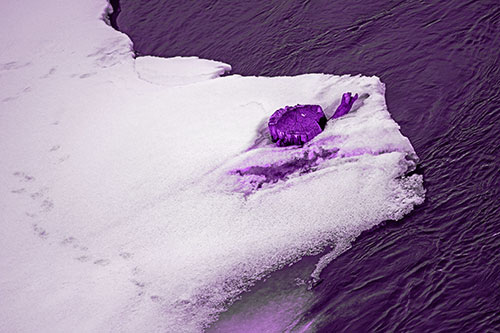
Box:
0 1 424 331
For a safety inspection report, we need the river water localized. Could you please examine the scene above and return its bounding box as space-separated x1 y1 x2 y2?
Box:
112 0 499 331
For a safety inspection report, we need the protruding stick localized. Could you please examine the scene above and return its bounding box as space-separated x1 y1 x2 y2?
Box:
331 92 358 119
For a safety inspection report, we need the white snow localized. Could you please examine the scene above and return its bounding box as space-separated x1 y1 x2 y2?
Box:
0 0 424 332
134 56 232 86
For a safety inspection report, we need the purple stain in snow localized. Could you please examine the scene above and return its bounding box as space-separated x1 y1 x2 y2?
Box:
268 92 358 147
233 148 339 192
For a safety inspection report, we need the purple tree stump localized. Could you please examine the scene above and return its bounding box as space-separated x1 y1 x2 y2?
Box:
268 92 358 146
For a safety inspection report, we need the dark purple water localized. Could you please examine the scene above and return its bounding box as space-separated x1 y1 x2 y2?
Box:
113 0 500 331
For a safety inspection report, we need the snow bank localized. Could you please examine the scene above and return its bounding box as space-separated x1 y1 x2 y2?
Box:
0 1 424 332
135 56 231 86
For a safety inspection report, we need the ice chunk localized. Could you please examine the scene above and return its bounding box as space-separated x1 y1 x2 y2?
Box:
135 56 231 86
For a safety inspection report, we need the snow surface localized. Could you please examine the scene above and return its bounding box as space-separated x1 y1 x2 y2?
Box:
134 56 232 86
0 0 424 332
